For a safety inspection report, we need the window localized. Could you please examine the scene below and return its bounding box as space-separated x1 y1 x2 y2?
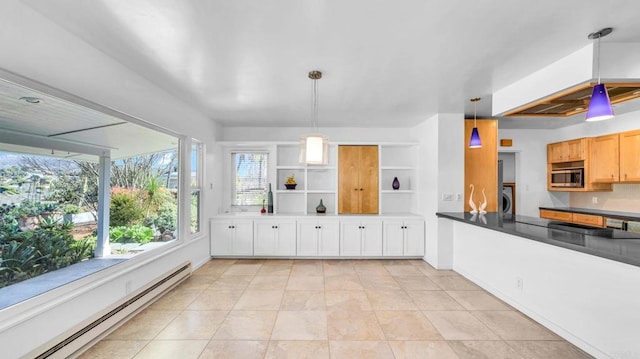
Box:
231 152 268 207
190 142 202 234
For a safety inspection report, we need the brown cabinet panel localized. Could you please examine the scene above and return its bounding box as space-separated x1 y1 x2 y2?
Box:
590 134 620 183
566 139 586 161
540 209 573 222
547 138 586 163
620 130 640 182
338 145 379 214
572 213 604 227
464 119 498 212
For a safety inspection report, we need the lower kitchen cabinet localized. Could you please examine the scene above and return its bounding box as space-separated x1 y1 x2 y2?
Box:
297 219 340 256
340 220 383 256
210 219 253 256
383 219 425 256
254 220 297 256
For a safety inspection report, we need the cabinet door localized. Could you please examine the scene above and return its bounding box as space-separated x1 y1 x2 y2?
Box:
547 142 565 163
591 134 619 183
383 220 404 256
404 220 425 256
340 221 362 256
338 146 361 214
275 221 297 256
211 221 233 255
297 221 319 256
359 146 379 214
540 209 572 222
361 220 382 256
318 221 340 256
233 220 254 255
254 221 277 255
566 139 586 161
620 130 640 182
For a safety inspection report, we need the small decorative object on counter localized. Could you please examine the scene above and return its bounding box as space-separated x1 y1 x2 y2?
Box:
469 184 478 214
392 177 400 190
267 183 274 213
479 188 488 214
285 174 297 190
261 199 266 214
316 199 327 214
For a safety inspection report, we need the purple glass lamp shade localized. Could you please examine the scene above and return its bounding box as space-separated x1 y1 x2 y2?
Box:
469 127 482 148
586 84 614 122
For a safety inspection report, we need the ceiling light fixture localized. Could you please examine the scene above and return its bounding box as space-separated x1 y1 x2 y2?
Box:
300 70 329 165
19 96 42 104
469 97 482 148
586 27 614 122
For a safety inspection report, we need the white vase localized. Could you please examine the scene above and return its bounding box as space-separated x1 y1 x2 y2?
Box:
468 184 478 214
479 188 488 214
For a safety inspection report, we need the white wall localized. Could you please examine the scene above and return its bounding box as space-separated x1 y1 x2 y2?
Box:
0 1 219 357
498 152 516 183
451 220 640 359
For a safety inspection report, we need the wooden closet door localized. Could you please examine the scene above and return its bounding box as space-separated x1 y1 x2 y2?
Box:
338 146 361 213
359 146 379 214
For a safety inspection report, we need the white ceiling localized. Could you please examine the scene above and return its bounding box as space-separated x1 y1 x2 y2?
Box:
10 0 640 131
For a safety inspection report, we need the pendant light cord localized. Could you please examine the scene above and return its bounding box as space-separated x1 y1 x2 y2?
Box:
474 99 477 127
312 77 318 132
596 35 601 84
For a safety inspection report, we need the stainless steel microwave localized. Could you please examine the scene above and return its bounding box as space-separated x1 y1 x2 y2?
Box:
550 168 584 188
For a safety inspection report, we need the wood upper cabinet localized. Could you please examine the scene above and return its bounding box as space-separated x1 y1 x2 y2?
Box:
619 130 640 182
547 138 586 163
338 145 379 214
590 134 620 183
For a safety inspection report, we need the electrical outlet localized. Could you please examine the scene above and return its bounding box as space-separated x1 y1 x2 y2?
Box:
592 196 598 204
516 277 524 291
442 193 453 201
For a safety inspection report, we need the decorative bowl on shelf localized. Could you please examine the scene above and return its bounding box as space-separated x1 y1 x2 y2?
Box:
284 183 297 190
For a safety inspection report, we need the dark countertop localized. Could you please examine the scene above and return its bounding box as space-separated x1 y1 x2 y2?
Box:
539 206 640 221
436 212 640 268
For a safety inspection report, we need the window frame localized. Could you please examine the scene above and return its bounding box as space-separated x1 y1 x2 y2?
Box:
229 150 269 211
189 140 203 236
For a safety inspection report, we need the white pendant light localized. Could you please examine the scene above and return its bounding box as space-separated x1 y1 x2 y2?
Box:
586 27 614 122
469 97 482 148
300 70 329 165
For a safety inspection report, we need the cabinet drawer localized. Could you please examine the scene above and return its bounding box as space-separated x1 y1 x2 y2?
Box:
540 209 572 221
572 213 604 227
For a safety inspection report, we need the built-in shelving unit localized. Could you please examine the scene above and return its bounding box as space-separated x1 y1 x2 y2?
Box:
379 144 418 214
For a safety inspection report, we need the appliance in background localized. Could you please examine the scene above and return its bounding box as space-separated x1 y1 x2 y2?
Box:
605 217 640 233
503 183 515 214
497 160 503 216
550 168 584 188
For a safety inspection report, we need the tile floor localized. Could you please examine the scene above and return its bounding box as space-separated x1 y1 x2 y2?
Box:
79 259 592 359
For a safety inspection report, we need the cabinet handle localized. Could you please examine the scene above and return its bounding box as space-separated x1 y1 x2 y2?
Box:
625 174 627 180
360 188 364 191
354 188 358 191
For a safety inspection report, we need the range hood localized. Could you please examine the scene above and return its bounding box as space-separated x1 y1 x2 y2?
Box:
493 43 640 118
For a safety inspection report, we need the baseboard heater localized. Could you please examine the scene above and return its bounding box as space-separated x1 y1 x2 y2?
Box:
35 262 192 359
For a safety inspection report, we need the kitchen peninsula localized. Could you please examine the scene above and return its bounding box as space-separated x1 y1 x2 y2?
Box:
437 212 640 358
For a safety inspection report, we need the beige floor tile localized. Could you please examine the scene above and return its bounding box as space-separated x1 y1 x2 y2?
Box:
194 263 233 277
233 290 284 310
148 289 202 310
329 340 395 359
366 289 418 310
213 310 277 340
261 259 294 266
155 310 228 340
325 290 373 311
271 310 328 340
132 340 209 359
187 289 243 310
199 340 268 359
449 340 524 359
290 261 324 276
248 275 289 290
327 309 385 340
107 310 180 340
255 265 292 276
447 290 512 311
416 264 460 277
265 340 330 359
408 290 465 310
394 275 441 291
78 339 148 359
324 273 364 291
280 290 326 310
506 340 592 359
354 263 391 276
222 263 262 276
384 264 425 276
375 310 443 340
430 275 482 290
323 261 357 276
388 340 460 359
176 275 217 290
359 275 402 290
208 275 253 290
423 311 500 340
471 311 560 340
287 275 324 290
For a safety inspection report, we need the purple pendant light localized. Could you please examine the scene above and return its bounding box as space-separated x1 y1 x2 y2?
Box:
586 27 614 122
469 97 482 148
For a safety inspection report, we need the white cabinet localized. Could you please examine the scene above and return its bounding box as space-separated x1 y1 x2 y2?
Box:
210 219 253 256
383 219 425 256
297 219 340 256
340 220 383 256
254 219 297 256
